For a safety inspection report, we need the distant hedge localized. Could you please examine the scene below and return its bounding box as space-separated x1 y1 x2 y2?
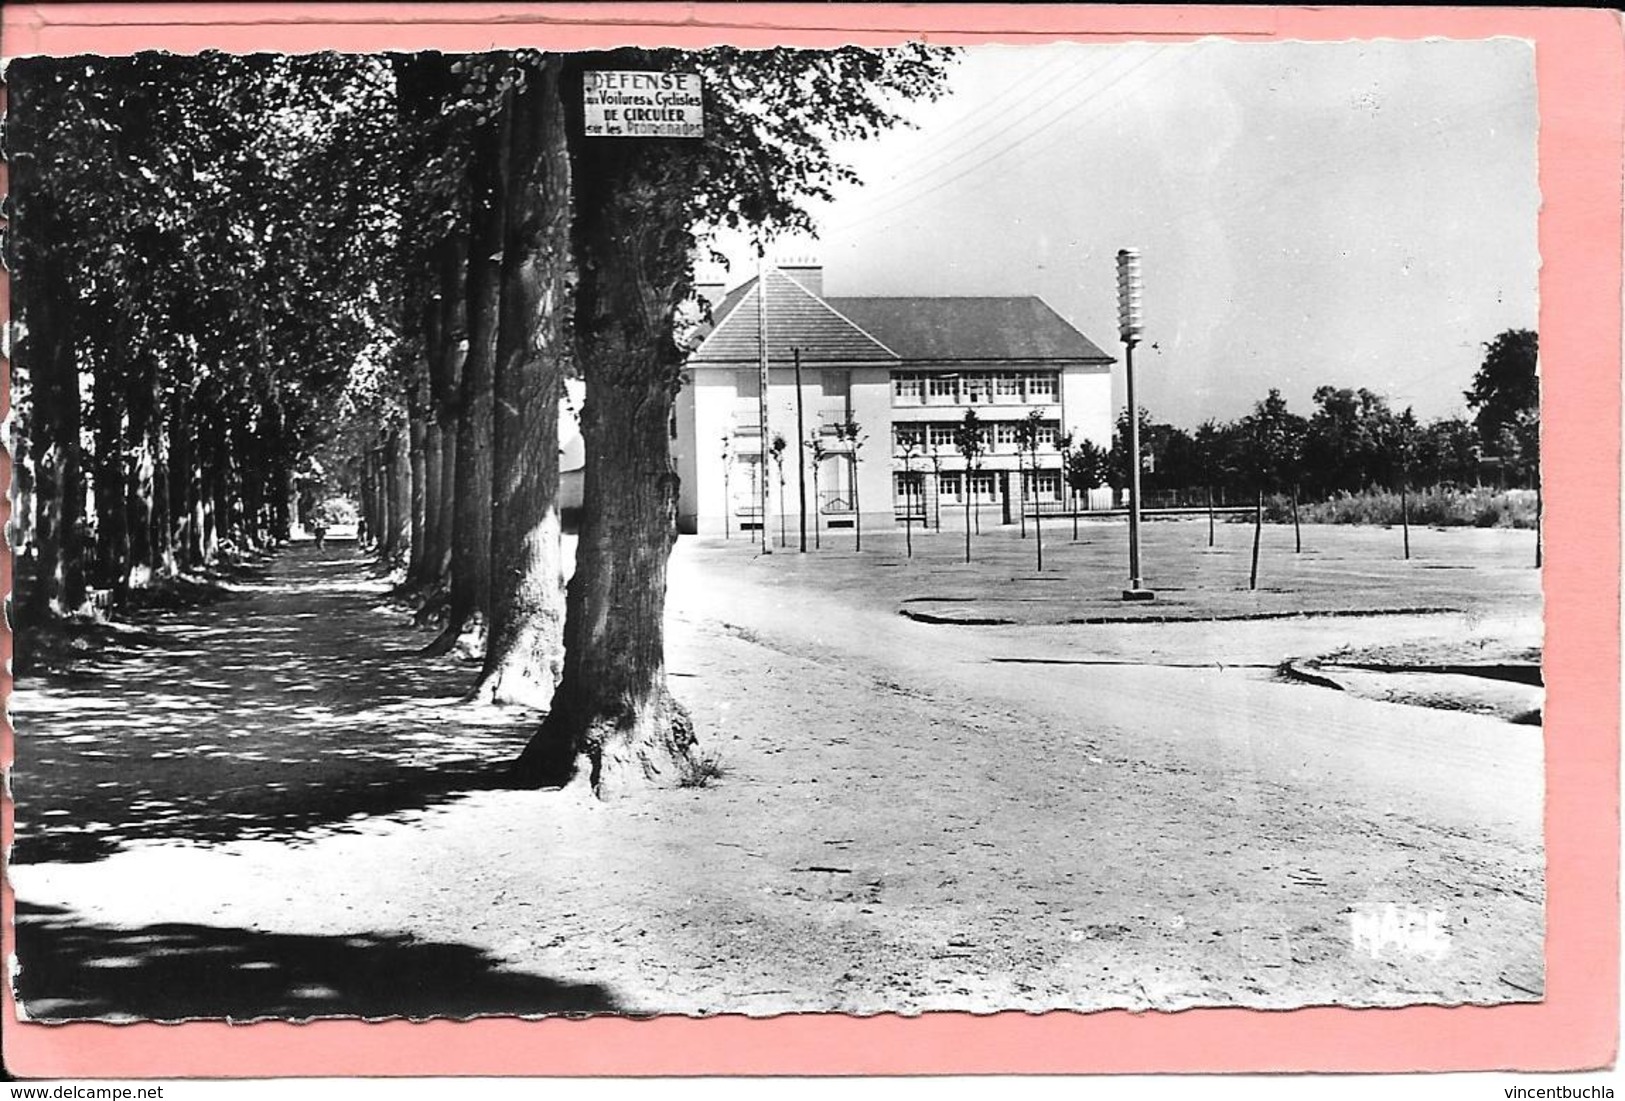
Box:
1260 487 1537 529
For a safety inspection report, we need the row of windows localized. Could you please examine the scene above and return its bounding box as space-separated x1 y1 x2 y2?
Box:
895 470 1063 502
727 369 1056 406
893 420 1061 452
893 372 1058 404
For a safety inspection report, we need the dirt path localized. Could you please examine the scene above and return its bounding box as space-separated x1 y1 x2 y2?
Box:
9 541 538 864
10 533 1545 1020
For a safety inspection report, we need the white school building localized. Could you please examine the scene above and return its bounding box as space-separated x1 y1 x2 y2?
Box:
673 263 1116 537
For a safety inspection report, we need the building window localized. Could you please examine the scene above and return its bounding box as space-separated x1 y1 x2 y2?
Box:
894 472 926 510
893 423 926 453
892 373 923 402
1036 421 1060 447
962 375 992 404
928 423 958 450
1024 372 1058 401
1030 470 1062 500
938 471 962 500
928 374 959 401
992 422 1021 450
995 372 1022 400
969 471 996 498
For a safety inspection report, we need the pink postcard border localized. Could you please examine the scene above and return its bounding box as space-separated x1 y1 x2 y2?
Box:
0 3 1618 1078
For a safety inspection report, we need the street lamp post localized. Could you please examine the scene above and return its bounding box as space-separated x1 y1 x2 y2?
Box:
794 346 807 552
1117 248 1154 602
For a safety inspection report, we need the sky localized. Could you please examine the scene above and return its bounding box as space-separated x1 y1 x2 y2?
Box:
699 39 1539 429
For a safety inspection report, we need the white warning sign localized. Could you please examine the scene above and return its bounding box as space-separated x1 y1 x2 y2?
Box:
583 71 704 138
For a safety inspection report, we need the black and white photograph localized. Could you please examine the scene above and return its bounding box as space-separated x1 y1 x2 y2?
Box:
4 37 1543 1023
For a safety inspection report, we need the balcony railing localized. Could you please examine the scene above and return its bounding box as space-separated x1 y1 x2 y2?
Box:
819 489 856 515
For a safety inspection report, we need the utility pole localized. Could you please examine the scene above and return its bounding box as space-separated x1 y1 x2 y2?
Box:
794 346 807 552
756 252 772 554
1117 248 1153 601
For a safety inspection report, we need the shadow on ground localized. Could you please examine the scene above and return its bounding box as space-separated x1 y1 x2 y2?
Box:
11 543 537 864
14 902 620 1021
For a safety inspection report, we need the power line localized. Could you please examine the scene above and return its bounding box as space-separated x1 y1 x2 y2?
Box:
840 48 1160 226
845 49 1105 207
834 47 1173 234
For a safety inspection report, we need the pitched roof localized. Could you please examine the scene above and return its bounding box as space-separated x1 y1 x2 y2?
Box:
690 267 896 365
823 296 1114 363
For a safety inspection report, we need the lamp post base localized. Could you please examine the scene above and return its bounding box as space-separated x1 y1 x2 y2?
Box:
1121 587 1156 602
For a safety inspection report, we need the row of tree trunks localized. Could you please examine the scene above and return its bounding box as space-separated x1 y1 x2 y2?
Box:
356 54 684 794
15 255 261 619
17 319 293 624
369 56 568 714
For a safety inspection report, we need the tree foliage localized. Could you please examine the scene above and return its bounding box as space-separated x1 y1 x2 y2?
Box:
1465 329 1539 486
8 54 401 627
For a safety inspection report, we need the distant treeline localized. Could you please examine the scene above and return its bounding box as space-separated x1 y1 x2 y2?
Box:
1100 330 1539 505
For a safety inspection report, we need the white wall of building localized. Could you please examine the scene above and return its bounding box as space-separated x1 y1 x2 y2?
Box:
1062 363 1115 510
677 361 1117 535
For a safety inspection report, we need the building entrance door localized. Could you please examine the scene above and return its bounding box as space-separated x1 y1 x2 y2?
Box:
817 452 856 527
733 455 764 534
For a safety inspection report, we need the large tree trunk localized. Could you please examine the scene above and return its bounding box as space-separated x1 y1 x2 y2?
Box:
237 416 266 551
191 412 217 566
419 419 442 573
150 418 176 577
91 335 130 598
406 372 431 585
474 57 568 706
432 409 459 579
515 57 698 793
393 429 411 555
20 255 87 621
377 443 395 558
122 352 160 589
382 429 410 560
365 449 383 549
424 109 504 655
168 399 200 569
209 436 233 558
428 236 468 590
266 403 292 543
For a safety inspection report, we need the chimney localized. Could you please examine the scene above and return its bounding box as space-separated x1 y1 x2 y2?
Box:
777 254 824 298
